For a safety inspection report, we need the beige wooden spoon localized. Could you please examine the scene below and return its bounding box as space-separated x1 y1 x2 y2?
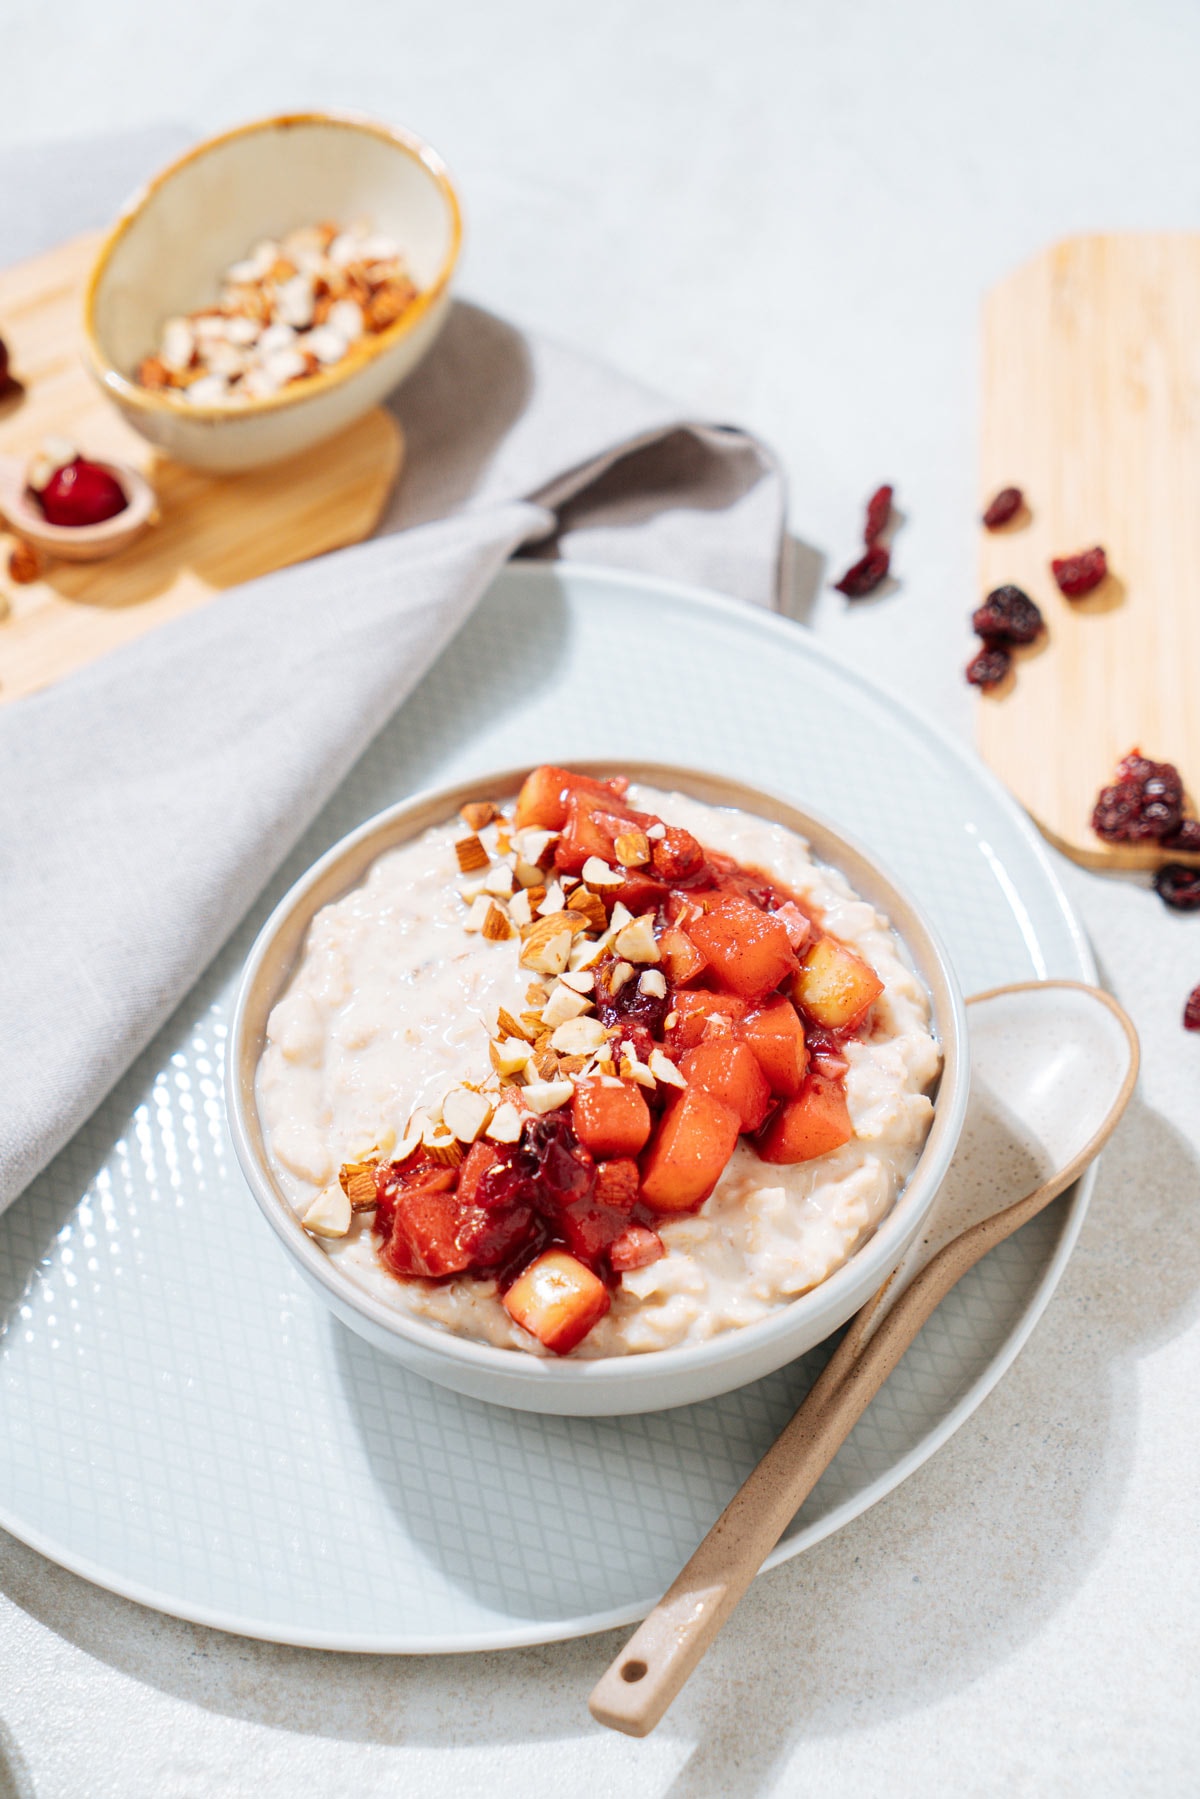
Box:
589 979 1138 1737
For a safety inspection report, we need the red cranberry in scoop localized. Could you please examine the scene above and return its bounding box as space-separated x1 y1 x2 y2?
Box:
982 487 1023 529
35 458 128 528
1051 546 1107 598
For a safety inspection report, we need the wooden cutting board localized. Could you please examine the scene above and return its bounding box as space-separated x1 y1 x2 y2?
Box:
0 232 403 706
978 233 1200 869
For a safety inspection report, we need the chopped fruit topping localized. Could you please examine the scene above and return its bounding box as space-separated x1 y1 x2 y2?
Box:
640 1087 743 1212
302 1183 352 1238
1154 866 1200 911
664 991 749 1054
1051 546 1107 597
362 767 887 1351
757 1072 854 1163
33 456 128 527
793 936 884 1031
972 585 1044 645
680 1039 772 1132
1092 750 1186 843
864 483 893 544
609 1224 665 1273
982 487 1023 529
834 542 889 598
503 1250 611 1355
966 642 1011 690
1185 985 1200 1032
658 924 709 986
572 1077 652 1159
687 896 799 1003
739 996 809 1096
514 765 629 831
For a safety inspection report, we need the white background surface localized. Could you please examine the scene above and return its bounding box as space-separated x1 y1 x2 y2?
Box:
3 3 1199 1794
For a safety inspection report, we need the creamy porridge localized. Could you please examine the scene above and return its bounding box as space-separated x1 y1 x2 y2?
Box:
256 773 939 1357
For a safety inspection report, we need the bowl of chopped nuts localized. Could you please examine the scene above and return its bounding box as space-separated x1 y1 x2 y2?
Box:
226 761 966 1416
83 111 462 472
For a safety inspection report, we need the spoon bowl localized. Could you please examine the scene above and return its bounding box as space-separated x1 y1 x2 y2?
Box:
0 452 155 561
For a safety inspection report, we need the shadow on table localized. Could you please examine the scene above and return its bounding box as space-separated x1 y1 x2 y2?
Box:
0 1088 1196 1789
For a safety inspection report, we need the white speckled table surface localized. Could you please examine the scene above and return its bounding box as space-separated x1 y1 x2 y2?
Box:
2 4 1198 1794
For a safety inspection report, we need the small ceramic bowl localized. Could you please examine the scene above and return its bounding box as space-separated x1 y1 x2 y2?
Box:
226 763 969 1416
83 112 462 473
0 454 155 561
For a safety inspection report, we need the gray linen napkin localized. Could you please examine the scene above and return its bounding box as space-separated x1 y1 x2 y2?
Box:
0 130 786 1211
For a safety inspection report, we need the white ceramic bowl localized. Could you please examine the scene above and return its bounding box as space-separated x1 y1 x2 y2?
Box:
227 764 969 1415
83 112 462 472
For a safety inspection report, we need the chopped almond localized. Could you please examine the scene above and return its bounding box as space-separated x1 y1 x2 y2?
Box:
460 800 497 831
519 915 577 974
455 834 490 874
614 831 651 868
567 888 608 932
482 902 514 941
302 1184 352 1238
497 1006 533 1043
338 1160 379 1210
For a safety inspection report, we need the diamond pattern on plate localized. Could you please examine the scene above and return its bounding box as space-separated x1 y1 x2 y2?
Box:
0 566 1092 1649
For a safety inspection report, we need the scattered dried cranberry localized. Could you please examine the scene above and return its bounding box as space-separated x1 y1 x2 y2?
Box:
972 584 1044 645
34 457 127 528
1052 546 1107 598
834 542 889 598
864 484 893 544
1154 865 1200 911
1185 985 1200 1032
1092 750 1185 843
966 642 1012 690
1163 818 1200 853
982 487 1023 530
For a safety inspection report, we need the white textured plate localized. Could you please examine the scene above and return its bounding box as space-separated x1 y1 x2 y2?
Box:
0 564 1094 1652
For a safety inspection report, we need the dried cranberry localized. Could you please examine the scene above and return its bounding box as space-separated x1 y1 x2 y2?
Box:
1163 818 1200 853
834 543 889 598
1051 546 1107 598
972 584 1044 645
965 642 1011 690
982 487 1023 530
1185 984 1200 1032
1154 865 1200 911
864 484 893 544
1092 751 1184 843
35 457 127 528
595 964 669 1035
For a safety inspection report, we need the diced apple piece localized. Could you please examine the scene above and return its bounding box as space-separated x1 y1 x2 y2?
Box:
686 895 799 1002
381 1171 470 1279
680 1038 772 1132
594 1157 642 1212
609 869 670 916
664 991 748 1054
639 1087 742 1213
658 925 709 987
572 1078 652 1159
503 1250 611 1354
756 1072 854 1163
456 1139 503 1208
792 935 884 1031
515 765 629 830
740 995 809 1096
609 1224 665 1274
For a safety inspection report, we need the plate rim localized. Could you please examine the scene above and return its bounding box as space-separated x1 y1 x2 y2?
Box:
0 559 1097 1653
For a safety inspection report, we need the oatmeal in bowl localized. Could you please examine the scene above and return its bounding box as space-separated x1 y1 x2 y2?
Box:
228 764 967 1415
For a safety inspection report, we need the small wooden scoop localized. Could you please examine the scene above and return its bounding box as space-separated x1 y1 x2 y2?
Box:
589 979 1138 1737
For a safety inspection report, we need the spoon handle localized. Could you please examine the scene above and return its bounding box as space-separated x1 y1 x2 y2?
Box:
588 1230 991 1738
